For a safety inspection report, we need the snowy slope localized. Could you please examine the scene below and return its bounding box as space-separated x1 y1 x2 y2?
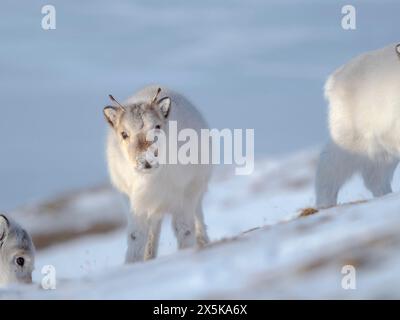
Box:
1 150 400 299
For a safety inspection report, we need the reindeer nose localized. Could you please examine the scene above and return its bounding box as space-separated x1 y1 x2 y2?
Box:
144 161 152 169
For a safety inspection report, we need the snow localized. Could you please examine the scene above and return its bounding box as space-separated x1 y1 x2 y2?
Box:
1 150 400 299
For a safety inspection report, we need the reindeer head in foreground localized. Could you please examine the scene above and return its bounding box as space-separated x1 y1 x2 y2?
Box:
0 215 35 287
103 88 171 172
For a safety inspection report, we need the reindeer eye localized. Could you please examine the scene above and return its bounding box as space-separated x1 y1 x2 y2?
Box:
121 132 129 140
16 257 25 267
155 125 161 130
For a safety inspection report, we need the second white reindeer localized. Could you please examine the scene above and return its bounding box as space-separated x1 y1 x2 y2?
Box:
316 44 400 208
103 85 212 263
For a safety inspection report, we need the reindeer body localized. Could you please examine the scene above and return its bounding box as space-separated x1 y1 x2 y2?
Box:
316 44 400 207
104 85 211 263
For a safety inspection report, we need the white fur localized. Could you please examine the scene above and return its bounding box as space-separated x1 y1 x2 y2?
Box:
105 85 212 263
316 44 400 208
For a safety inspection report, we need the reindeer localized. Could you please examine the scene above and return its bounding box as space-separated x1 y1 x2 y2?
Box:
316 44 400 208
103 85 212 263
0 214 35 287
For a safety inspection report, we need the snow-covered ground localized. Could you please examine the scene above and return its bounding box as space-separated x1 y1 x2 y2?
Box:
2 150 400 299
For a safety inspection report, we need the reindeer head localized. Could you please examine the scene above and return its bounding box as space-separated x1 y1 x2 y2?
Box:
0 215 35 287
103 88 171 172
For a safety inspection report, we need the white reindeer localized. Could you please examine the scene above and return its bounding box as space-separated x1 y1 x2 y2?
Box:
0 214 35 287
103 85 212 263
316 43 400 208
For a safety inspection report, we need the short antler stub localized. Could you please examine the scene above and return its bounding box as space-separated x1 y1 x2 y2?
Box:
108 94 126 111
151 88 162 104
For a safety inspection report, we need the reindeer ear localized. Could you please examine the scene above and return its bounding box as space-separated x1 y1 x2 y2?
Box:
103 106 121 127
396 44 400 57
157 97 171 118
0 215 9 242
